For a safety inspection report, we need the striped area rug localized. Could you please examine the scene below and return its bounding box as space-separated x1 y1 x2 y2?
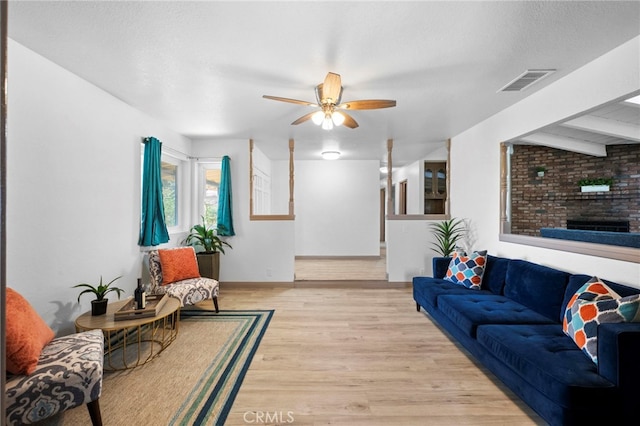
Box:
51 309 273 426
174 310 273 425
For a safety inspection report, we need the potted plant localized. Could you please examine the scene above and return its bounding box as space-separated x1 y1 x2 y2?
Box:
183 217 232 280
430 218 465 257
535 166 546 177
579 177 613 193
73 275 124 316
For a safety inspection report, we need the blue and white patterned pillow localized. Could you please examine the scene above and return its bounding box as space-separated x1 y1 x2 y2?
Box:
444 250 488 290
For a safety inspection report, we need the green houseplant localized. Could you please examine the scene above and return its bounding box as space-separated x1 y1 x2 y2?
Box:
73 275 124 316
430 218 465 257
183 217 232 280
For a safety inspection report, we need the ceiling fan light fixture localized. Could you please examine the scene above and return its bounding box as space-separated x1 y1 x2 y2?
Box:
331 111 345 126
321 114 334 130
311 110 325 125
322 151 341 160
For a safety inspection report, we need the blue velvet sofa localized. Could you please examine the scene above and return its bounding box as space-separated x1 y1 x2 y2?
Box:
413 255 640 425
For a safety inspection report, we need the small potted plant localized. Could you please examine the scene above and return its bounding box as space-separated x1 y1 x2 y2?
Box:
73 275 125 316
535 166 546 177
183 217 232 280
579 177 613 193
430 218 465 257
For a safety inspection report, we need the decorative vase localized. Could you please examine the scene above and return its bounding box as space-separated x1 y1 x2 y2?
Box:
91 299 108 316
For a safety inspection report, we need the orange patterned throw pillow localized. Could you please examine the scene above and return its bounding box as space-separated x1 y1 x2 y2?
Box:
6 287 55 375
158 247 201 285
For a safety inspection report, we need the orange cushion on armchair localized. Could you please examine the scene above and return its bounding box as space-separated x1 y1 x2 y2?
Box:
158 247 201 285
6 287 55 375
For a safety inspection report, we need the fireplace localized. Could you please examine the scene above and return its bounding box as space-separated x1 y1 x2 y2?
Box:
566 219 630 233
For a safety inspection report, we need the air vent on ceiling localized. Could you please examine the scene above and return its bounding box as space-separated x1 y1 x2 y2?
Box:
499 69 556 92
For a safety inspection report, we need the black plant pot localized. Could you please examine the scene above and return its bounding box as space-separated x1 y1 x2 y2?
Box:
91 299 108 316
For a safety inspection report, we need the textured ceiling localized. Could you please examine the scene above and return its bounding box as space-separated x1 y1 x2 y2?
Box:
8 1 640 165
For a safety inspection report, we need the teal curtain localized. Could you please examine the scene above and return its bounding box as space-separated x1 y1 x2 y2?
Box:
217 155 235 236
138 137 170 246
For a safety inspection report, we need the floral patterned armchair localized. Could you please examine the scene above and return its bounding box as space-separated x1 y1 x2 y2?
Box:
5 329 104 425
148 247 220 312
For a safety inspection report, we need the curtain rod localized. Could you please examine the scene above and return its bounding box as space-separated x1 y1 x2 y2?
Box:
145 140 225 162
189 156 224 161
162 147 224 162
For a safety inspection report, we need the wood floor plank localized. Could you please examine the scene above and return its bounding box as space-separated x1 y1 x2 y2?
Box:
220 285 545 425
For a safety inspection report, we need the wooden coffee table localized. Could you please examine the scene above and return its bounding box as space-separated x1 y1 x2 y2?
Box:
75 296 180 370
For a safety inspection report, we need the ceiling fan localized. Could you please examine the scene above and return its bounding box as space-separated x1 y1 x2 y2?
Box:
263 72 396 130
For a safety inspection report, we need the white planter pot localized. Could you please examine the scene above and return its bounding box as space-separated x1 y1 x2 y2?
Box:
581 185 610 193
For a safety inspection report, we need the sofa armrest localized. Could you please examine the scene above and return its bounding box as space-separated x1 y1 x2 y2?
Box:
432 257 451 279
598 322 640 389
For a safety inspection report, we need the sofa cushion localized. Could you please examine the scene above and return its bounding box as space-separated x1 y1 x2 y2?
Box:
438 293 554 338
481 255 510 295
444 250 487 290
413 277 492 309
6 288 55 375
504 260 570 322
477 324 617 409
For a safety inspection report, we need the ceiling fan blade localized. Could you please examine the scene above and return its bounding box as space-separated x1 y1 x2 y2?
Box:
337 99 397 110
263 95 317 107
323 72 342 104
291 111 317 125
340 111 359 129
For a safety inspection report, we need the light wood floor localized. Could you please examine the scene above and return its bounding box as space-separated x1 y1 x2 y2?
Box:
220 284 545 425
295 247 387 281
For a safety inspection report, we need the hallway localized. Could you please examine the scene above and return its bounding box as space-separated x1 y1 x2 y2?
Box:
294 246 387 281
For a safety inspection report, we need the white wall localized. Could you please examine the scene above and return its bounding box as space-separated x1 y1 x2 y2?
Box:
387 219 445 282
450 35 640 287
295 160 380 256
7 40 193 335
191 140 295 282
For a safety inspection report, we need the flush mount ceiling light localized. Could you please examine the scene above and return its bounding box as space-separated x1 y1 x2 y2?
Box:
321 151 341 160
263 72 396 130
379 166 389 174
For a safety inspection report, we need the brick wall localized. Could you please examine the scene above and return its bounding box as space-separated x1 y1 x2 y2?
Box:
510 144 640 236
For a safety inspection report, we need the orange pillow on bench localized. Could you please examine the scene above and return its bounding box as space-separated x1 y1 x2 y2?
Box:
6 287 55 375
158 247 201 285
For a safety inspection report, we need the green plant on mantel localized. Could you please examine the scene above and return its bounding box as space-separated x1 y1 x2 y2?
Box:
578 177 613 186
535 166 547 173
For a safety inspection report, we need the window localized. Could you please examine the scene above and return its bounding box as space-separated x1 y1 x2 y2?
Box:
197 162 222 226
140 145 187 233
161 161 178 227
